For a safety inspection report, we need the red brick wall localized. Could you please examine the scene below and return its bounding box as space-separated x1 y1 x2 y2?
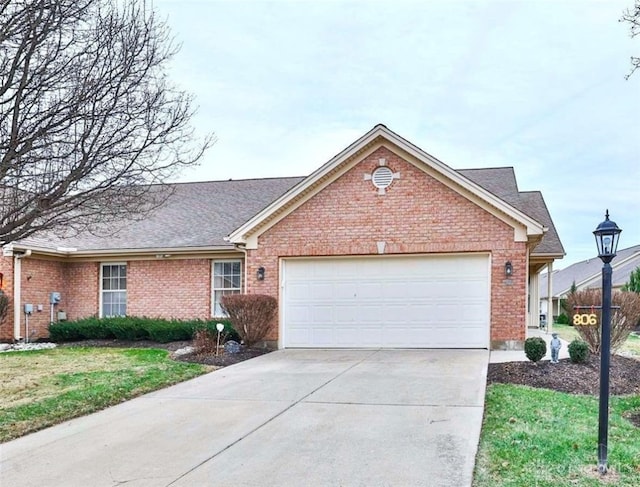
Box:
20 258 66 341
128 259 211 319
2 257 214 341
247 146 528 346
65 262 99 320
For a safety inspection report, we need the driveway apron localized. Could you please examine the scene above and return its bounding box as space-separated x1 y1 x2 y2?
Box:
1 349 489 487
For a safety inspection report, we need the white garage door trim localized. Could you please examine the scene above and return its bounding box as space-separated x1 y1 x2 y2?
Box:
280 254 491 349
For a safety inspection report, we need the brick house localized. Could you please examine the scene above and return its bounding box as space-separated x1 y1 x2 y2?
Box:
0 125 564 349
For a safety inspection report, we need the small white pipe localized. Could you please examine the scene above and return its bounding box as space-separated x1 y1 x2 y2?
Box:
234 243 248 294
13 249 31 341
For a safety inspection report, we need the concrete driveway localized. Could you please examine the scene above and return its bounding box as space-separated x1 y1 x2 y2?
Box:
1 349 489 487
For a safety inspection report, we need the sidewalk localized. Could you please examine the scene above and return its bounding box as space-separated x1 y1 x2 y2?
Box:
490 328 570 363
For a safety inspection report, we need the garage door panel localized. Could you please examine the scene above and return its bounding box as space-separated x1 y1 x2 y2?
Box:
287 282 311 300
283 255 489 348
312 305 334 322
335 327 359 345
359 305 384 322
287 305 310 323
359 282 384 298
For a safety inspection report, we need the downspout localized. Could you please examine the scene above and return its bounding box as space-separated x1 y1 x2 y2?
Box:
13 249 32 341
234 243 248 293
547 261 553 334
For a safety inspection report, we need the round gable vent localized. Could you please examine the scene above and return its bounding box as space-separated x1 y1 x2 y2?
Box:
371 166 394 189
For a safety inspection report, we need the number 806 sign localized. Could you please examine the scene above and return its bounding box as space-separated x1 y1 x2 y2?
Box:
573 313 598 326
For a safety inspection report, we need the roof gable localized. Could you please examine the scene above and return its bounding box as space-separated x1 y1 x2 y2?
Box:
228 124 546 248
540 244 640 297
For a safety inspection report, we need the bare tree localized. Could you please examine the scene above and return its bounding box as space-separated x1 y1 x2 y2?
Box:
0 0 213 244
621 0 640 79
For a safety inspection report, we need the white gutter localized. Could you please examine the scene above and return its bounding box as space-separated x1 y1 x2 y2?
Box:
13 250 31 340
8 243 236 258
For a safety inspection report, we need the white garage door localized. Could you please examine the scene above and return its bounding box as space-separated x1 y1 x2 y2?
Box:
282 255 490 348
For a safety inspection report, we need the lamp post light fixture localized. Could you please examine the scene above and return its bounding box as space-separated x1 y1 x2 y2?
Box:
592 210 622 475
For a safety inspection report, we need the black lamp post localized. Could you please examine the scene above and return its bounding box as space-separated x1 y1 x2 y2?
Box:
592 210 622 474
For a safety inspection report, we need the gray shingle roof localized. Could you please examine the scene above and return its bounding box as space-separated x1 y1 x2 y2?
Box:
19 177 304 251
457 168 564 256
16 165 563 255
540 244 640 298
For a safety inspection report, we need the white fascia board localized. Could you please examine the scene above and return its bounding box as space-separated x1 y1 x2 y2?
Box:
228 126 386 246
376 131 545 238
4 244 239 259
228 124 546 246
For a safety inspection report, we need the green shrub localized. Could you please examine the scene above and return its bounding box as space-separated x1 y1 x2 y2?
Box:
107 316 148 341
146 319 194 343
49 321 84 341
555 313 570 325
524 337 547 363
48 316 241 343
568 339 590 363
49 317 111 341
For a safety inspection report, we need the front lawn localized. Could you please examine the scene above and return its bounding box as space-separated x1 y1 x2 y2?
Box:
0 347 209 442
549 322 580 342
625 332 640 357
474 384 640 486
552 324 640 358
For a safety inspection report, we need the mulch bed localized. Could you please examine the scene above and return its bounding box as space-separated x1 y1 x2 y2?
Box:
175 348 269 367
488 354 640 396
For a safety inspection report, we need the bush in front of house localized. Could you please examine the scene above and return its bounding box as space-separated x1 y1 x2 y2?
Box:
48 316 239 343
47 317 112 341
568 339 590 363
555 313 570 325
0 290 10 325
524 337 547 363
221 294 277 347
566 288 640 354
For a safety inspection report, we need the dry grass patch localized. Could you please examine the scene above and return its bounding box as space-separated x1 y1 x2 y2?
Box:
1 349 144 408
0 347 209 442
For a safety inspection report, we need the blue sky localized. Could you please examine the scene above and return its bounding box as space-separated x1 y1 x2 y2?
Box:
155 0 639 269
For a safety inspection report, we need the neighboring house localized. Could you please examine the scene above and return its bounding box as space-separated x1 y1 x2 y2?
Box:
540 244 640 320
0 125 564 349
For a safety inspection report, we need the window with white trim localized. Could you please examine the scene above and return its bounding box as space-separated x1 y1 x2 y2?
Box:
212 260 242 316
101 263 127 317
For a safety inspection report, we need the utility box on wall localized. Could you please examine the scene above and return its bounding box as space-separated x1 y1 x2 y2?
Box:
50 292 61 304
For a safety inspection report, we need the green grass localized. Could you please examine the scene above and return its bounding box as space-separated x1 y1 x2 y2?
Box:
549 322 580 342
624 333 640 357
0 347 210 442
551 324 640 358
474 384 640 486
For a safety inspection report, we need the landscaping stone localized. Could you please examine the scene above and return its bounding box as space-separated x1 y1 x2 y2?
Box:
224 340 241 354
173 346 195 357
0 342 57 353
